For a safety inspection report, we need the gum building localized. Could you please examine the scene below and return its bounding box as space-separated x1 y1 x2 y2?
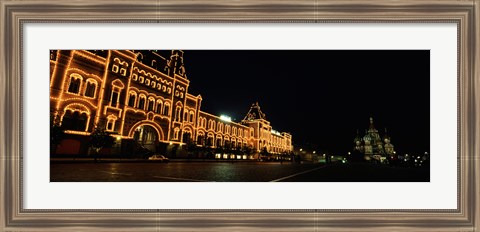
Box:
50 50 293 159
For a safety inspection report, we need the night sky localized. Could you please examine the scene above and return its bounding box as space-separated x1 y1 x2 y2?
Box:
182 50 430 155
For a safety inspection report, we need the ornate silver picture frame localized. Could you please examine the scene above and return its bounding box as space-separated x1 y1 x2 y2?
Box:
1 0 479 231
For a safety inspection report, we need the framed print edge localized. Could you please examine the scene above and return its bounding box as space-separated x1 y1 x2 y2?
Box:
1 0 479 231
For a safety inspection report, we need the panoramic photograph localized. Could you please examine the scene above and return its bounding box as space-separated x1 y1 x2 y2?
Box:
50 50 430 182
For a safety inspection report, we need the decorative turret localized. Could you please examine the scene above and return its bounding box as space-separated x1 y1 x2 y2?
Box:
167 50 187 78
243 102 267 121
354 129 362 145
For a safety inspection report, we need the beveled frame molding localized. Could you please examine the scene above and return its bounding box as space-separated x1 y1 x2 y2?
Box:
1 0 479 231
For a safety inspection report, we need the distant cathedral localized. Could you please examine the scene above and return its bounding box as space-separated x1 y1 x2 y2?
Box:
353 117 395 160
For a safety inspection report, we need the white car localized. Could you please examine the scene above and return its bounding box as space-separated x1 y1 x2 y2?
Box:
148 154 169 162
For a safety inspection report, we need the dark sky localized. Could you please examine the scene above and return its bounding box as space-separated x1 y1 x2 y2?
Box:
182 50 430 155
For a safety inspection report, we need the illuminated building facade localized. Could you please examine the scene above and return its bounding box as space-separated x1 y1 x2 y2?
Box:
49 50 293 158
353 117 395 160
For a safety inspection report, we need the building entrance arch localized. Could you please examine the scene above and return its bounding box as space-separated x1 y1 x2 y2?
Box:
130 123 163 152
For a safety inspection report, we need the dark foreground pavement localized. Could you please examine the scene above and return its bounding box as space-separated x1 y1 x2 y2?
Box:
50 160 429 182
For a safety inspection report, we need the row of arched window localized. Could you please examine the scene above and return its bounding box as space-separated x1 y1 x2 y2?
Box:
183 109 195 123
127 91 171 116
196 132 249 148
200 118 250 138
131 73 173 95
67 73 98 98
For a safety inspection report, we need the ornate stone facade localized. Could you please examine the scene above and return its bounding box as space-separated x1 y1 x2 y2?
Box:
50 50 293 158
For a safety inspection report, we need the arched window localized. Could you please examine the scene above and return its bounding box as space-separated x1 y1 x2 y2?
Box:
84 79 96 98
128 92 136 107
163 103 170 116
138 95 146 110
61 110 88 131
106 115 117 132
120 68 127 76
109 80 124 108
175 106 182 121
174 128 180 140
197 133 205 146
156 100 163 114
112 64 119 73
67 74 82 94
189 112 194 122
147 98 155 111
132 74 138 81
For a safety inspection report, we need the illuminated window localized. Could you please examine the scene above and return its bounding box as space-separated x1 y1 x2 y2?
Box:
157 83 161 90
147 98 154 111
175 91 179 97
120 68 127 76
217 122 222 132
139 76 144 83
138 95 146 110
174 128 180 140
180 93 184 98
184 112 188 121
106 116 116 132
145 79 150 86
163 103 170 116
156 100 163 114
109 85 122 108
62 110 88 131
167 87 171 94
151 60 157 68
132 74 138 81
151 81 156 88
162 86 166 92
128 92 136 107
189 112 194 122
84 80 96 98
112 64 119 73
208 120 214 130
67 74 82 94
175 106 182 122
197 134 205 146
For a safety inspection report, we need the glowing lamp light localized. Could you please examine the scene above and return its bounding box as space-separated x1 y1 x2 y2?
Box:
220 115 232 122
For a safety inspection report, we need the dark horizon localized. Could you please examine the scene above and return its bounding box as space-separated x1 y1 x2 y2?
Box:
181 50 429 156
